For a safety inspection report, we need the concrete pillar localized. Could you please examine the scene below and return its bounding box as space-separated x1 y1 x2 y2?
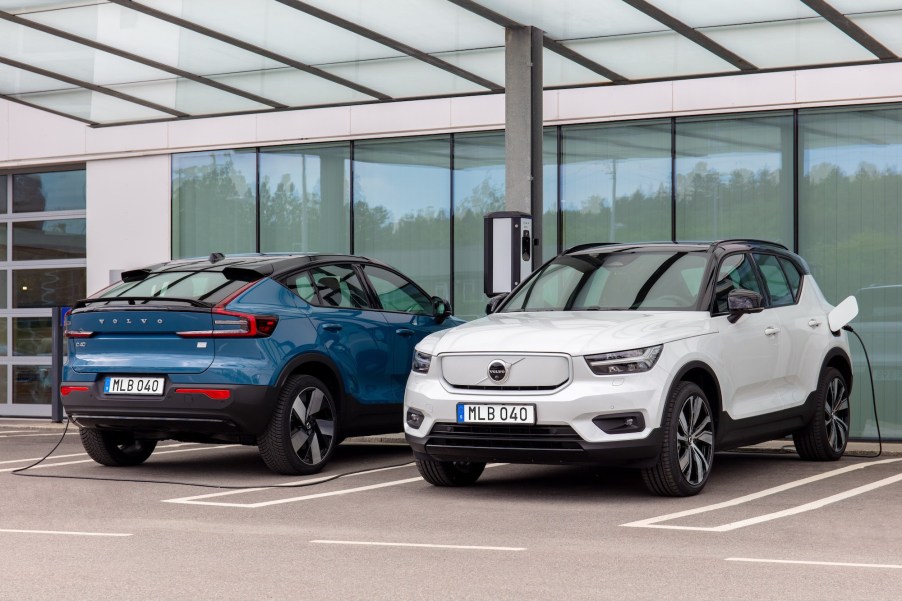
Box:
505 26 543 269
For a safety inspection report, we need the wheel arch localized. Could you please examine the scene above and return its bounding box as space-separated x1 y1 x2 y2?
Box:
823 347 853 393
275 352 346 409
670 361 723 429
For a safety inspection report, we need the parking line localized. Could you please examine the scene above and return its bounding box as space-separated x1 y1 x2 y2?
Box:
0 444 235 473
0 432 78 438
622 458 902 531
727 558 902 570
0 528 132 537
311 540 525 552
0 442 202 466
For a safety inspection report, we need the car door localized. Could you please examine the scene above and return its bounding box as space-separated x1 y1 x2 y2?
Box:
712 252 792 419
359 263 450 401
285 263 395 406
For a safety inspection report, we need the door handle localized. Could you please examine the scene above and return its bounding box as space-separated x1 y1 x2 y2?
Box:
808 319 821 328
323 323 343 332
764 326 780 336
396 328 414 337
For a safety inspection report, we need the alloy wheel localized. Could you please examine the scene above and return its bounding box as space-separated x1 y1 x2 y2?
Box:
824 377 851 455
288 386 336 466
676 394 714 486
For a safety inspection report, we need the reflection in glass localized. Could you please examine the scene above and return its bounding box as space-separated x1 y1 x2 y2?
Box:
12 171 86 212
13 268 86 308
562 121 671 248
13 219 86 260
354 136 451 300
172 150 257 258
13 365 51 405
676 114 793 245
799 106 902 439
260 144 350 253
0 318 7 355
13 317 51 356
0 174 6 212
0 366 6 404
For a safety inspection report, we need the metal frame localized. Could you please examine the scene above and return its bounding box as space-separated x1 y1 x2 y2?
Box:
800 0 897 60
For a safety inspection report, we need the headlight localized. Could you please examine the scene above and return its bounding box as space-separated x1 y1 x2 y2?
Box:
585 345 662 375
412 350 432 374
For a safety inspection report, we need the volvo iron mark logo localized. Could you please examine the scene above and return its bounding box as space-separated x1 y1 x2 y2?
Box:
487 360 510 384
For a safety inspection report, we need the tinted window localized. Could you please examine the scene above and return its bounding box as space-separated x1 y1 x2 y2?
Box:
778 257 802 300
714 254 763 313
502 250 707 312
307 264 371 309
99 271 246 305
285 271 319 304
363 265 433 314
754 253 794 307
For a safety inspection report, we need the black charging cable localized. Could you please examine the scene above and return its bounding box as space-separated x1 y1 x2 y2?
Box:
843 324 882 458
11 418 414 489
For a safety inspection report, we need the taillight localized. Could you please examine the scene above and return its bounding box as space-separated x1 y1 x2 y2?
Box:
65 329 93 338
175 388 231 400
177 309 279 338
60 386 89 396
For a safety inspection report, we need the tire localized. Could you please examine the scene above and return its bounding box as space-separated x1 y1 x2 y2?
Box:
793 367 850 461
416 457 485 486
642 381 715 497
79 428 156 467
258 374 339 475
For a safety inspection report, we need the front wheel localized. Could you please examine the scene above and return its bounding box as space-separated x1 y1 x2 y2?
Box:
416 458 485 486
793 367 850 461
642 381 715 497
79 428 156 467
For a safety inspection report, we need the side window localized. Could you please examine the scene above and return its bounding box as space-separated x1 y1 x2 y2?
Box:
754 254 794 307
713 253 764 313
778 257 803 301
307 264 372 309
363 265 433 315
285 271 319 304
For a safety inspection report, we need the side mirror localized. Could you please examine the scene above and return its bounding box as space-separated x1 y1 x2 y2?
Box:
828 295 858 333
486 293 508 315
727 289 764 324
432 296 452 324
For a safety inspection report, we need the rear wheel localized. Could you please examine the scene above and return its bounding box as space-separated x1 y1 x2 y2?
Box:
642 381 715 497
416 457 485 486
79 428 156 467
258 375 339 475
793 367 850 461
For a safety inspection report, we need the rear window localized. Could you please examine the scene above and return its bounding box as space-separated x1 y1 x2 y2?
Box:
98 271 248 305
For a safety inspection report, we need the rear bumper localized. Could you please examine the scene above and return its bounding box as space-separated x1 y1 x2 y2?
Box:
61 381 276 440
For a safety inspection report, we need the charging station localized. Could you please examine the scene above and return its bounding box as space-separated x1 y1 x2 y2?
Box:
484 211 533 296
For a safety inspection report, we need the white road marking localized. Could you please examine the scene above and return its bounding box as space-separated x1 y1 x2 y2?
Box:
164 463 508 508
0 444 234 473
622 458 902 531
0 528 132 537
0 442 201 466
311 540 525 552
727 558 902 570
0 432 78 438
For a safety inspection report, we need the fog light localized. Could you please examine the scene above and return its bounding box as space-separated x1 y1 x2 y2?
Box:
593 412 645 434
406 408 425 429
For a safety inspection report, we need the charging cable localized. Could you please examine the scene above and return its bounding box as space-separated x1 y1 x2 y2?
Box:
843 324 882 458
11 418 414 489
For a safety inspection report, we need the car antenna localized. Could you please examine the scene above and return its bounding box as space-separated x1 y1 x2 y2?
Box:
209 252 226 263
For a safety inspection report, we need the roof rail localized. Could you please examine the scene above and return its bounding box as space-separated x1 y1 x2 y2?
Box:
563 240 680 254
708 239 789 251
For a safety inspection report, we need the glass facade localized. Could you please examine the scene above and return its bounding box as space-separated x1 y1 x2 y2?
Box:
171 103 902 440
0 168 86 414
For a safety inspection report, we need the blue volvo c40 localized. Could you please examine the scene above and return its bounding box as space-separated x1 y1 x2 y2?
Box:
61 253 460 475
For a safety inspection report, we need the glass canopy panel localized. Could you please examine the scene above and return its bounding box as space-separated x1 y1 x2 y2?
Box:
847 11 902 56
138 0 403 65
830 1 902 13
0 63 78 95
543 48 611 87
208 68 372 107
11 88 172 123
703 19 877 69
109 78 269 115
645 0 819 28
565 31 736 80
320 56 486 98
0 19 171 86
433 47 505 88
0 0 103 13
475 0 666 39
299 0 503 54
23 3 285 77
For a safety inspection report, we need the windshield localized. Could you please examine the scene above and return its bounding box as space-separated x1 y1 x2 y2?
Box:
501 250 708 312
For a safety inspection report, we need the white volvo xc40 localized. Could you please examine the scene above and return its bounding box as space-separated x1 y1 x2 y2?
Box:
405 240 859 496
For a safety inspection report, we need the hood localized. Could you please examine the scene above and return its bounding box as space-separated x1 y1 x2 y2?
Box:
425 310 716 356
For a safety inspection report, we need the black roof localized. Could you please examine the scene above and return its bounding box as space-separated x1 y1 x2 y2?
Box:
565 239 790 255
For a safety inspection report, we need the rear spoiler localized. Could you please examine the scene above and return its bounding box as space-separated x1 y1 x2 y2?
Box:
72 297 211 310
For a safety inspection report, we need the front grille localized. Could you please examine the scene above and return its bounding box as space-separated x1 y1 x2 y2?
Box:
427 423 583 450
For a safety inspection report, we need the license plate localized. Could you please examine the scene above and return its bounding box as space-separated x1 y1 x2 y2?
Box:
457 403 536 425
104 376 164 396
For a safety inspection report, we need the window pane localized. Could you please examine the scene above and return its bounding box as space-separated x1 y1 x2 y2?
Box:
0 224 6 262
12 170 86 212
13 268 86 308
172 149 257 258
0 318 7 355
779 257 802 300
676 114 793 245
285 272 318 304
260 143 350 253
308 264 371 309
714 254 761 313
363 265 432 315
101 271 245 304
754 253 793 307
0 366 6 404
0 174 6 212
543 127 559 261
799 106 902 439
354 136 451 300
12 219 86 260
13 317 51 356
562 121 672 248
13 365 51 405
